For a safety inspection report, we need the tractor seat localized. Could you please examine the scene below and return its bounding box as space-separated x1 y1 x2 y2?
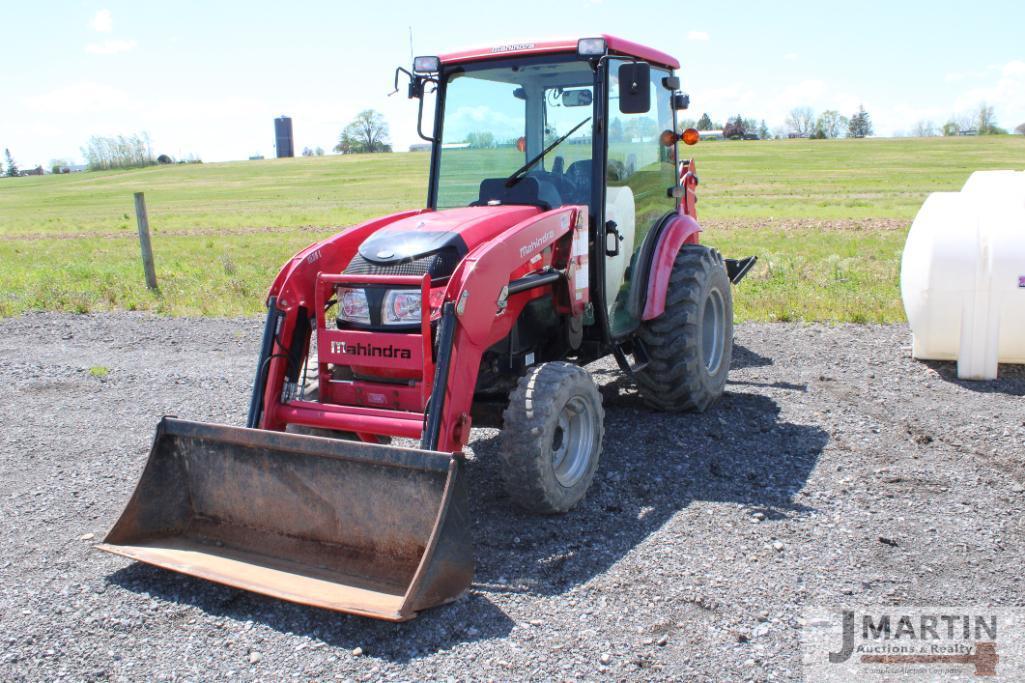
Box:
475 176 562 210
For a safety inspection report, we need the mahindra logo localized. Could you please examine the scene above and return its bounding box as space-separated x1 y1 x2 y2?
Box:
330 340 412 359
519 230 555 259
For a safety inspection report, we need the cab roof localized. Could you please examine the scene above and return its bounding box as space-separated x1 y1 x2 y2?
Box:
437 34 679 70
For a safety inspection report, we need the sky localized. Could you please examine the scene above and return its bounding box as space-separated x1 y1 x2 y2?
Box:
1 0 1023 167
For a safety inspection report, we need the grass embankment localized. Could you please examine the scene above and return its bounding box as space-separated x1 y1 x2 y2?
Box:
1 136 1022 320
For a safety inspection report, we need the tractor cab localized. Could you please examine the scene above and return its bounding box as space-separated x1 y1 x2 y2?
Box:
400 36 693 340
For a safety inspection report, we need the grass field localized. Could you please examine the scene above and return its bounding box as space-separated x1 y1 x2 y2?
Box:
1 135 1022 320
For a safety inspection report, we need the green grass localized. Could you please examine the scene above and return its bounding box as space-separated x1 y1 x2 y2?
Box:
88 366 110 378
1 136 1022 320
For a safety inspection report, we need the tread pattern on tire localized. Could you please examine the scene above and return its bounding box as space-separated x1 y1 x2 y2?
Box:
635 244 732 413
499 362 605 514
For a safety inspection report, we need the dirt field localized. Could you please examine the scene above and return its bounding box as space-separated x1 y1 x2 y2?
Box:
1 313 1022 681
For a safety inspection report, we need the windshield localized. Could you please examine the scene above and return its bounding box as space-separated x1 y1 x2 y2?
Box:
434 57 595 210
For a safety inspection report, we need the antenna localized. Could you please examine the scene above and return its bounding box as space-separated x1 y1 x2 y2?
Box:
408 26 414 60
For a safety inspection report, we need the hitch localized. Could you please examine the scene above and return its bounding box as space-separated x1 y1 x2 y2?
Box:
725 256 758 285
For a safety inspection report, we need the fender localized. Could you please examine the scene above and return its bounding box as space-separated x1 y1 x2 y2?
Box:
640 213 702 321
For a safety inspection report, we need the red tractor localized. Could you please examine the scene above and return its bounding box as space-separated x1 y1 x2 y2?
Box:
99 35 755 621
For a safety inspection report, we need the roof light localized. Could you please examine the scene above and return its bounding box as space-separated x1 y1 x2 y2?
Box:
577 37 606 57
413 56 440 73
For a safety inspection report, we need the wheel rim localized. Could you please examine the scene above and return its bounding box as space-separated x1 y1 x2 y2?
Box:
702 287 726 374
550 395 597 488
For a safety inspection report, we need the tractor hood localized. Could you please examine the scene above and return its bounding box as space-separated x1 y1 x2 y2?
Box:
347 206 541 279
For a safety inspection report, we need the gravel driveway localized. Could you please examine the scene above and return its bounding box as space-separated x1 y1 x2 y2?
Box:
1 313 1022 681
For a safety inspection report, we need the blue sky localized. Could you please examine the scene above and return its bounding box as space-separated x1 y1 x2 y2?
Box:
2 0 1023 166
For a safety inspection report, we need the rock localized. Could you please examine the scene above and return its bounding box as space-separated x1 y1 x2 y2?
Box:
78 533 95 541
351 647 363 657
599 653 611 665
248 652 261 664
656 635 668 646
772 541 784 552
751 512 765 522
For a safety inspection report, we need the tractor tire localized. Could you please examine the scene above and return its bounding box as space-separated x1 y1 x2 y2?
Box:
635 244 733 412
499 362 605 514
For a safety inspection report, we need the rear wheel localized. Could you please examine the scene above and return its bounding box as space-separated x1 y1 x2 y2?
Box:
499 362 604 513
635 245 733 412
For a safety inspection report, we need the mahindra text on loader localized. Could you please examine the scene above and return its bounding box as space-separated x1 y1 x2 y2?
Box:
99 35 756 621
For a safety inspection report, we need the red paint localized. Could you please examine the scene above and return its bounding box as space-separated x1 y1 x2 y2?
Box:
439 34 679 70
641 214 703 321
261 203 583 453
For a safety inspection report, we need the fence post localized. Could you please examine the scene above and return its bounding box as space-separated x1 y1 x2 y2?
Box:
134 192 158 290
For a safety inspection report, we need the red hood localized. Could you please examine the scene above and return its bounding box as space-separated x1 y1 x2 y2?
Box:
357 206 541 265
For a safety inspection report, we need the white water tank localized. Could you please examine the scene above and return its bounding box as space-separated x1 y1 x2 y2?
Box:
900 170 1025 380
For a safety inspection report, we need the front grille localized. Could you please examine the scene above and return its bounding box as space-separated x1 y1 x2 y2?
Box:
344 249 461 280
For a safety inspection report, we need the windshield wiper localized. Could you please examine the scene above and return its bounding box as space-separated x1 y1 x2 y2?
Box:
505 116 592 188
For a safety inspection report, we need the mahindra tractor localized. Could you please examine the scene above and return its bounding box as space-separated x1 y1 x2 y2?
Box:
99 35 756 621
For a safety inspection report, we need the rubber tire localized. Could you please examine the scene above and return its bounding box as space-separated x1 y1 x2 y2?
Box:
635 244 733 412
499 362 605 514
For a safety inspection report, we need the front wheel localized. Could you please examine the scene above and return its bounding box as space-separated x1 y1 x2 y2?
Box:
499 362 605 513
635 244 733 412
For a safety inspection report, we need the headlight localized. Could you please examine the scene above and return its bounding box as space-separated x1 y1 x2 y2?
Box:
337 286 370 324
383 289 421 325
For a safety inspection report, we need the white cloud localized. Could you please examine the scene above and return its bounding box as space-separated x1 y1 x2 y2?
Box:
686 31 709 42
953 60 1025 126
89 9 112 33
23 81 140 115
85 39 137 55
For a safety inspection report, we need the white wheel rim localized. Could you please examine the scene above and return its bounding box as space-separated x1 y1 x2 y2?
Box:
702 288 725 374
550 395 597 488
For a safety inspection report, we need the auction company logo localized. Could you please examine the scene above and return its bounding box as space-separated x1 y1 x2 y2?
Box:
803 607 1025 681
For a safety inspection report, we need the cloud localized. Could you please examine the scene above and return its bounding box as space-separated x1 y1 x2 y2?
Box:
89 9 112 33
953 60 1025 125
23 81 140 115
686 31 709 42
85 39 137 55
783 52 799 61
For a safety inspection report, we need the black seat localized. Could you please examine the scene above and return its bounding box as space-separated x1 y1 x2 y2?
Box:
476 176 562 210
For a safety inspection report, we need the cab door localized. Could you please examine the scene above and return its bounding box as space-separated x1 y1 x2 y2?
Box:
604 60 678 338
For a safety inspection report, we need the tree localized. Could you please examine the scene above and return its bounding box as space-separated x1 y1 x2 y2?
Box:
315 146 325 156
696 113 714 131
334 109 391 154
911 120 936 137
302 146 314 157
4 148 18 177
465 131 496 149
815 110 844 139
847 106 873 138
722 114 746 139
81 133 155 170
976 103 998 135
1014 123 1025 135
786 107 815 137
758 120 770 140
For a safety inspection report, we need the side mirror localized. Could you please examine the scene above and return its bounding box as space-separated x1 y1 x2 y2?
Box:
672 93 690 111
618 63 650 114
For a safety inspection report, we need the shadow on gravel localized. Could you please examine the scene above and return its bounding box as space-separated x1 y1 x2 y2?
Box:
107 563 515 663
731 343 773 371
104 352 827 661
466 369 827 599
922 360 1025 397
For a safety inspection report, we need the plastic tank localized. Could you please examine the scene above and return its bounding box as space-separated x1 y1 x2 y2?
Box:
901 170 1025 380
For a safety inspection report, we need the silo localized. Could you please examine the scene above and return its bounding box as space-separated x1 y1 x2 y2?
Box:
274 116 294 158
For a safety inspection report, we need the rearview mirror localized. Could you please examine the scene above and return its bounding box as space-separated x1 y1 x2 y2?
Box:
618 63 650 114
561 89 593 107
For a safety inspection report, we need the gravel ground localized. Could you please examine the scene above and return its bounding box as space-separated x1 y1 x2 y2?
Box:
1 313 1023 682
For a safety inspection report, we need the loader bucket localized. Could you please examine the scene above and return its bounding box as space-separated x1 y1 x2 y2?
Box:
97 418 473 621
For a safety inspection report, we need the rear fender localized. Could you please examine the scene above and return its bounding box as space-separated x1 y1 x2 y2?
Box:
640 213 702 321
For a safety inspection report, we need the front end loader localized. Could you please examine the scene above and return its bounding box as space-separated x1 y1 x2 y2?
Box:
99 35 755 620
